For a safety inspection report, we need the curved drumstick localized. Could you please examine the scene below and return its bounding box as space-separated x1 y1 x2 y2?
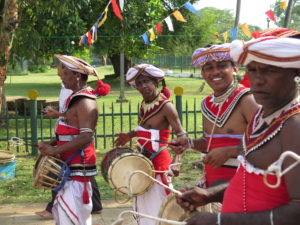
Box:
263 151 300 188
111 210 187 225
127 170 182 197
9 137 38 148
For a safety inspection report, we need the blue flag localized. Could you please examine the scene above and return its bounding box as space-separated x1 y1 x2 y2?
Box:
184 2 198 15
141 33 149 44
231 27 237 40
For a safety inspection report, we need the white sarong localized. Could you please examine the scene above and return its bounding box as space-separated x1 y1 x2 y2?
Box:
52 180 92 225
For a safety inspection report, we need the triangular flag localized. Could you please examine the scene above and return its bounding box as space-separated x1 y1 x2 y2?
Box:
155 24 162 35
183 2 198 15
265 9 276 23
231 27 237 40
149 28 155 41
78 36 84 46
87 31 93 45
98 7 108 27
112 0 123 20
92 25 97 41
164 16 174 32
172 10 187 22
280 1 287 10
241 23 251 38
141 33 149 44
119 0 124 11
223 32 228 42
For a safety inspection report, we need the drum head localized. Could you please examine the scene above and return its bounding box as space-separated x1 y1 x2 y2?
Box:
0 150 15 163
101 147 133 182
33 154 43 178
108 153 154 196
157 193 189 225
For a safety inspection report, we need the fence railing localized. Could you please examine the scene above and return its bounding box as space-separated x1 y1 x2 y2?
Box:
0 95 203 155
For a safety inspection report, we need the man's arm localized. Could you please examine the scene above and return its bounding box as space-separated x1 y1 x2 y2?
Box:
239 93 259 124
39 98 98 156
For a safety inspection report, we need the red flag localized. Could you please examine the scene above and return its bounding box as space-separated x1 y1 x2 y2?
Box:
87 31 92 45
214 34 219 38
112 0 123 20
265 9 276 23
155 24 162 35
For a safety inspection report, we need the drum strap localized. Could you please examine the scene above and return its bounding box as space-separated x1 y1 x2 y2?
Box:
53 142 91 192
142 145 168 160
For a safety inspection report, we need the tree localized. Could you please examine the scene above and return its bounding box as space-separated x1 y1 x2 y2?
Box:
274 0 300 29
0 0 18 114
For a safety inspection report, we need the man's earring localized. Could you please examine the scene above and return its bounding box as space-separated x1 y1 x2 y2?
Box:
77 77 80 88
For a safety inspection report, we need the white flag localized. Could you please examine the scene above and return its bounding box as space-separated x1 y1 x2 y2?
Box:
164 16 174 32
119 0 124 11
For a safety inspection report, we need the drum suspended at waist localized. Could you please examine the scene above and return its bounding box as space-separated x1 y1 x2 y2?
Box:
101 147 155 196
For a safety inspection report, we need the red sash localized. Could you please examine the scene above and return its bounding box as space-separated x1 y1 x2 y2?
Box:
205 136 241 187
201 86 250 128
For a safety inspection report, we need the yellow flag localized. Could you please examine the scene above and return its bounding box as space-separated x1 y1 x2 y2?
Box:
280 1 287 10
98 6 108 27
149 28 156 41
223 32 228 42
172 10 187 22
241 23 252 38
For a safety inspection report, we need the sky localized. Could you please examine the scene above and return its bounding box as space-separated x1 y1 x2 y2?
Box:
194 0 278 29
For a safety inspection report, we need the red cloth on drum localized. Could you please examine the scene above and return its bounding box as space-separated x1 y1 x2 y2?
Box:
205 136 241 187
137 129 171 194
56 122 96 182
222 164 289 213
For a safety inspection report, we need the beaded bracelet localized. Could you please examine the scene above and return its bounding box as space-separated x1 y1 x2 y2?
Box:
270 210 274 225
216 213 221 225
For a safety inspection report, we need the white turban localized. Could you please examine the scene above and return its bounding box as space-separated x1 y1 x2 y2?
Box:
126 64 165 88
55 54 98 76
230 37 300 68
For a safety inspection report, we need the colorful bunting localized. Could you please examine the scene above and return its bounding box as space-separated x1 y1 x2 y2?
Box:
265 9 276 23
165 16 174 32
119 0 124 11
231 27 237 40
280 1 287 10
183 2 198 15
155 24 162 35
112 0 123 20
98 6 108 28
172 10 187 22
241 23 251 38
141 33 149 44
149 28 156 41
223 32 228 42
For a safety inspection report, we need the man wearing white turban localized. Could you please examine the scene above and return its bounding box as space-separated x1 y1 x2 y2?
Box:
176 37 300 225
115 63 186 225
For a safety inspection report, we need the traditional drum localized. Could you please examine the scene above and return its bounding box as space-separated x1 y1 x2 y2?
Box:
0 150 16 181
33 155 69 189
101 147 155 196
157 193 222 225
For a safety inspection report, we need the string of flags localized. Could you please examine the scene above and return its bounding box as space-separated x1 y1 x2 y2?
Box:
78 0 289 46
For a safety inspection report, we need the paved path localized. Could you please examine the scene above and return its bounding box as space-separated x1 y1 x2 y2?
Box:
0 200 133 225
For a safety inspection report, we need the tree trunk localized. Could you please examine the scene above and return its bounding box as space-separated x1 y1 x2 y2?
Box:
0 0 18 115
108 54 132 79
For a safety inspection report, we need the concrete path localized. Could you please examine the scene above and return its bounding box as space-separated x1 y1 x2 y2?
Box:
0 200 134 225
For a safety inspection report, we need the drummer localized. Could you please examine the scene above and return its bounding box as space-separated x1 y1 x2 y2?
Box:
38 54 110 225
170 43 258 188
115 64 186 225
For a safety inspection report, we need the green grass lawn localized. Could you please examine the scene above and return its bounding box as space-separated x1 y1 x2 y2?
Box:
1 66 209 204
